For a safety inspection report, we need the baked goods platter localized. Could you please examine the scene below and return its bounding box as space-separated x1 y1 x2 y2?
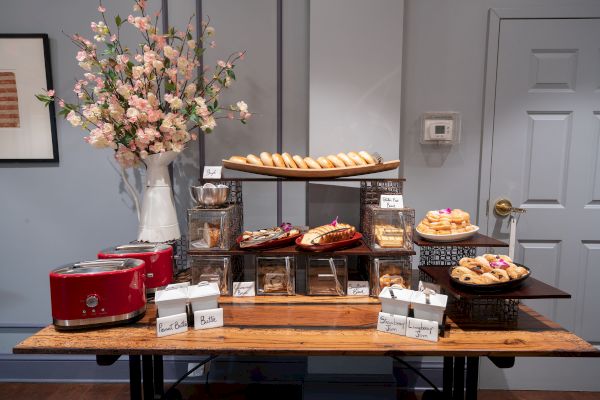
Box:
296 219 362 252
237 223 302 250
223 150 400 178
416 208 479 242
449 254 531 292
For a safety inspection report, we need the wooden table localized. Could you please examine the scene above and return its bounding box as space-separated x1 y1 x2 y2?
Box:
14 297 599 400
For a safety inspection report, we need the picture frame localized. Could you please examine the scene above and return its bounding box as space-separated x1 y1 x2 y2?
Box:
0 33 58 163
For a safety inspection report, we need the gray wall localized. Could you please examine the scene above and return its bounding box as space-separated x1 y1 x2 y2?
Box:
1 0 600 391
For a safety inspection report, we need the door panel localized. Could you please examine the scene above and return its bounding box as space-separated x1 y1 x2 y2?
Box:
489 19 600 340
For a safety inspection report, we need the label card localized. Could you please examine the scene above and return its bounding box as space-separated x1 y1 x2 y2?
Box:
379 194 404 209
193 308 224 330
406 317 439 342
418 280 441 294
156 312 188 337
347 281 370 296
376 312 407 336
233 281 255 297
203 166 222 179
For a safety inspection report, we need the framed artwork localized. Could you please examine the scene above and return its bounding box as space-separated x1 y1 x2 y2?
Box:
0 34 58 162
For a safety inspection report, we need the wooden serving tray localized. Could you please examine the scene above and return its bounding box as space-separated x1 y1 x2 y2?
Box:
222 159 400 178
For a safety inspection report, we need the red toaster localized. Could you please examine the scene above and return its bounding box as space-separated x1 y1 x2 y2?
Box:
49 259 146 330
98 243 173 293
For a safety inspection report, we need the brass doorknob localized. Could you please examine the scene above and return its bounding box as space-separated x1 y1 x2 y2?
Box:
494 198 526 217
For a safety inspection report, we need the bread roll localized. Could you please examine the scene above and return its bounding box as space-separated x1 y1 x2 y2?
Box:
337 152 356 166
304 157 322 169
358 151 376 165
260 152 274 166
326 155 346 168
272 153 286 168
347 152 367 166
246 154 263 166
282 152 298 168
293 155 308 169
228 156 247 164
316 156 334 168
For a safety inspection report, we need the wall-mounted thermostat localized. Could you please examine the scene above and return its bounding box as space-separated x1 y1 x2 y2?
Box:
420 112 460 145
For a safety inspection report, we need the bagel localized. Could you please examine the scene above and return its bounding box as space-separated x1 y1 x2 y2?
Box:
358 151 376 165
228 156 247 164
282 152 298 168
259 152 274 166
347 152 367 166
293 155 308 169
246 154 263 166
272 153 286 168
337 152 356 166
304 157 322 169
316 156 334 168
326 154 346 168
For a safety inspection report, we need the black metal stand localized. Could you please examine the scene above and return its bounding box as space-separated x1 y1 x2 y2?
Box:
129 355 142 400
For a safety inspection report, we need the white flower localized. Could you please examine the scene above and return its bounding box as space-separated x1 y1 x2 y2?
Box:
132 66 144 80
78 61 92 71
205 26 215 36
126 107 140 120
163 45 179 60
187 40 196 49
152 60 164 71
66 111 82 126
236 101 248 113
200 116 216 131
170 97 183 110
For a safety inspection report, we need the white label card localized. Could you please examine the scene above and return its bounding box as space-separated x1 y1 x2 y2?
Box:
203 166 222 179
418 280 440 294
347 281 370 296
233 281 255 297
376 312 407 336
194 308 224 330
406 317 439 342
379 195 404 209
156 312 188 337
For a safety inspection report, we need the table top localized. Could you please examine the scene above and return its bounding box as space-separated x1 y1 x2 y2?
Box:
420 266 571 300
14 296 598 358
414 233 508 248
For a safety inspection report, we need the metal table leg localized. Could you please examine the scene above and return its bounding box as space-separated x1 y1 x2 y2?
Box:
443 357 454 398
129 355 142 400
465 357 479 400
153 355 164 397
452 357 465 400
142 355 155 400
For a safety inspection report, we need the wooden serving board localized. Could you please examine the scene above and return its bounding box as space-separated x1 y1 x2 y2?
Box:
222 159 400 178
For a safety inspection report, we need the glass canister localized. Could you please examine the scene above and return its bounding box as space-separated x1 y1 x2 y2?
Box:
189 255 232 295
306 256 348 296
256 256 296 295
370 256 412 296
363 205 414 251
187 205 241 250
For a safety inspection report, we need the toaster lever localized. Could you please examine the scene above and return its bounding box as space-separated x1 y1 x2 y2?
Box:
73 260 127 268
116 243 157 251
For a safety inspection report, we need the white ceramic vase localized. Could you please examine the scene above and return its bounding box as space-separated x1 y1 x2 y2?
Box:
122 151 181 242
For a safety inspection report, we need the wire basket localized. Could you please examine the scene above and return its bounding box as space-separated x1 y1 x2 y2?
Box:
448 297 520 323
360 179 404 205
418 246 476 266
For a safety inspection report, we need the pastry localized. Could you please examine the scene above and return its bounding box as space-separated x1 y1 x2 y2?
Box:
480 273 501 284
451 253 529 285
304 157 322 169
263 270 287 293
272 153 286 168
489 268 510 282
347 151 367 166
417 208 477 235
293 155 308 169
374 224 404 248
326 154 346 168
239 224 300 248
451 266 475 278
379 274 406 289
316 156 334 168
228 156 247 164
203 222 220 248
300 222 356 245
282 152 297 168
259 152 274 166
358 151 376 165
459 274 483 284
246 154 263 166
337 152 356 166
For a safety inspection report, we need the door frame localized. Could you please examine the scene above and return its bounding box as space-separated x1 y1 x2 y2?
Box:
477 6 600 234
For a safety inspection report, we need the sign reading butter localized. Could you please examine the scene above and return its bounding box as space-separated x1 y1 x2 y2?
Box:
203 166 222 179
156 312 188 337
194 308 224 330
348 281 370 296
376 312 407 336
379 194 404 209
406 317 439 342
233 281 255 297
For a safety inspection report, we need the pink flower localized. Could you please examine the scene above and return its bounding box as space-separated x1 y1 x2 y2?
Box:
98 5 106 12
210 41 216 48
76 51 87 62
46 89 55 97
163 46 179 60
217 60 226 68
147 109 162 122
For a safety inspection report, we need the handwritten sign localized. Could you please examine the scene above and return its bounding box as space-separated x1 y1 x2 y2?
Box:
193 308 224 330
406 317 439 342
347 281 370 296
203 166 222 179
379 194 404 209
376 312 407 336
156 312 188 337
233 281 255 297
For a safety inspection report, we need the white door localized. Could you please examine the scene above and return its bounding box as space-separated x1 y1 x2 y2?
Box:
481 17 600 391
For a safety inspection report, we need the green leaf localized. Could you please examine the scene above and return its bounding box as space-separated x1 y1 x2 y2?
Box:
226 69 236 80
115 15 123 27
164 81 176 92
186 32 192 41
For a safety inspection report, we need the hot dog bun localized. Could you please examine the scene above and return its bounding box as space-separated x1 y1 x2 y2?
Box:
259 152 274 167
272 153 286 168
228 156 247 164
246 154 263 166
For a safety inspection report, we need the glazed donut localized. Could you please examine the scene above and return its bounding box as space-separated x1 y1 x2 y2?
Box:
316 156 334 168
358 151 376 165
326 155 346 168
259 152 274 167
337 152 356 166
228 156 247 164
293 155 308 169
304 157 322 169
347 152 367 166
282 152 298 168
246 154 264 166
272 153 286 168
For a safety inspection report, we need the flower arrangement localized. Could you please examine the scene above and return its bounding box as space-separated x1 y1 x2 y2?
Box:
37 0 250 168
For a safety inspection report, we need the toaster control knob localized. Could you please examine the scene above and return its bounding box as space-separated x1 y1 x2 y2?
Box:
85 295 99 308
